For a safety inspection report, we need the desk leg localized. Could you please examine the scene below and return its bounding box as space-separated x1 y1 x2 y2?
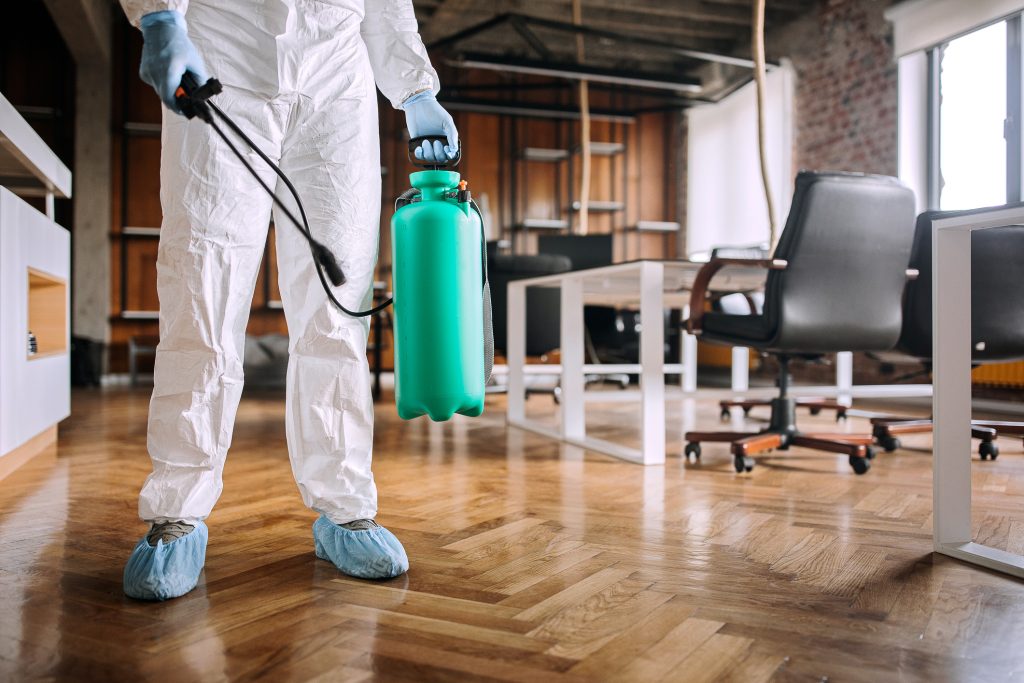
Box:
682 304 698 393
507 283 526 424
933 228 972 548
731 347 749 392
836 352 853 406
560 279 585 440
639 262 665 465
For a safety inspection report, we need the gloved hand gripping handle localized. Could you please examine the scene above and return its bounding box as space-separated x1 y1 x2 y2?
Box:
408 135 462 169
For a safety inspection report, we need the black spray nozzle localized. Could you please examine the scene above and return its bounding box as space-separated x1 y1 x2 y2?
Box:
312 242 347 286
175 73 223 122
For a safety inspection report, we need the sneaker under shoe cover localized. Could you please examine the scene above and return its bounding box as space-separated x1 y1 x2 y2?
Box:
123 520 208 601
312 515 409 579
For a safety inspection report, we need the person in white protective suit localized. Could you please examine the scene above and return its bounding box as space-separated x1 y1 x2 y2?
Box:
119 0 459 601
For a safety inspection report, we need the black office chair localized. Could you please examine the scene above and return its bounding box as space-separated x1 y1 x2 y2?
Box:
871 208 1024 460
683 171 917 474
705 245 849 419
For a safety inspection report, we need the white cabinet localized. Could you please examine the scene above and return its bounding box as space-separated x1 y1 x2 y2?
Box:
0 91 71 474
0 188 71 460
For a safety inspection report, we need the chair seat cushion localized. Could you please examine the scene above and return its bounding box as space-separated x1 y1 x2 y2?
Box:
701 312 773 345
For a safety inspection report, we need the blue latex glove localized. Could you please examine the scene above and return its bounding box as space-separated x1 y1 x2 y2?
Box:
403 91 459 163
139 10 209 115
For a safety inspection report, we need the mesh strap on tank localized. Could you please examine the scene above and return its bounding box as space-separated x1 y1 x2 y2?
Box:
482 271 494 383
474 200 494 383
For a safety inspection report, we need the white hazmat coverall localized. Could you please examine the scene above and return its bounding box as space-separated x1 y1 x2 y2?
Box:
120 0 438 525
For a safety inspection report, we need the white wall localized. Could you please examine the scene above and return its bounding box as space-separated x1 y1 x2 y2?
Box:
685 61 795 257
887 0 1024 57
897 51 930 213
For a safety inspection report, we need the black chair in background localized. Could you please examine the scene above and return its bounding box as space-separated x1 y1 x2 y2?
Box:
683 172 917 474
536 234 633 386
871 208 1024 459
707 244 851 421
489 250 570 359
537 234 672 368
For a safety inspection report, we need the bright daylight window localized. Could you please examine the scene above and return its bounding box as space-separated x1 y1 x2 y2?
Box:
938 21 1009 210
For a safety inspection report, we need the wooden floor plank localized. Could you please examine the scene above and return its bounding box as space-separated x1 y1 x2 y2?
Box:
3 388 1024 681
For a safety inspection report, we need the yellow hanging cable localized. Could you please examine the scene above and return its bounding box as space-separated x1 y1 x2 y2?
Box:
753 0 779 250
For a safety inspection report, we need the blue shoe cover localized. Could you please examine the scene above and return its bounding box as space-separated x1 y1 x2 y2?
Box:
312 515 409 579
123 521 208 600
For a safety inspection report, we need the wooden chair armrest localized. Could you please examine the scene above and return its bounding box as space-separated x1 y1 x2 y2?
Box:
686 258 787 334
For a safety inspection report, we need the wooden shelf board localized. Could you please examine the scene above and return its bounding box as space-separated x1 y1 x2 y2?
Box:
27 267 67 357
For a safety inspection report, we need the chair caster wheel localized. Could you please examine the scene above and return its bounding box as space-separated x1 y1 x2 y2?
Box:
809 406 822 416
734 455 755 473
865 446 877 460
684 442 702 462
878 435 900 452
836 412 848 421
849 454 871 475
979 441 999 461
742 407 752 416
720 409 730 421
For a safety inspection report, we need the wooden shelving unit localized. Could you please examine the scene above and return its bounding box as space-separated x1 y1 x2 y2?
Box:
27 268 67 359
621 221 682 261
505 117 673 258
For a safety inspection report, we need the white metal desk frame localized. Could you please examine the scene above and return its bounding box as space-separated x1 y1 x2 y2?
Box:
505 260 858 465
933 207 1024 578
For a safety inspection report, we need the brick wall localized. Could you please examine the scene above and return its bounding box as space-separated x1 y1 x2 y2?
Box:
771 0 899 177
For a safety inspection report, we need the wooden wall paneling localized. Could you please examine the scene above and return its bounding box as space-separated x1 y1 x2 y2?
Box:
252 235 269 311
122 29 161 125
268 225 283 306
121 239 160 312
109 17 159 371
109 127 124 316
123 135 162 227
523 119 559 223
461 113 502 241
632 112 673 260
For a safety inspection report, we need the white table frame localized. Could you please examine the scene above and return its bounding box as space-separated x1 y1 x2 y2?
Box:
505 260 904 466
932 207 1024 578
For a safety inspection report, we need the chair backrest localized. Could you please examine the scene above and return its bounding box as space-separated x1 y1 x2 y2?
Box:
764 171 916 352
537 234 614 271
488 253 572 356
899 206 1024 362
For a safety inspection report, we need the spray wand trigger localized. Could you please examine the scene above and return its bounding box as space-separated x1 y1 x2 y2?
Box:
175 72 222 122
312 242 347 286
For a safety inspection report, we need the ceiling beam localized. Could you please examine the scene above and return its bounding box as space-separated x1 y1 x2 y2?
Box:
41 0 111 65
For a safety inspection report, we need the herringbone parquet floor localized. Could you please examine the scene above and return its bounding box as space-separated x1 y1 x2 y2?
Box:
3 387 1024 682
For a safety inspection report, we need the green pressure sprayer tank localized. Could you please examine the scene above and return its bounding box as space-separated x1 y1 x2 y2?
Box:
390 138 491 421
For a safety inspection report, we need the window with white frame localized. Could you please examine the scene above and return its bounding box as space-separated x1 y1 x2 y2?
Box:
890 1 1024 211
937 21 1011 209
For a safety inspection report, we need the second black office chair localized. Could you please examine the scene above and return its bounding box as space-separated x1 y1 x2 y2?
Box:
683 172 917 474
871 208 1024 459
